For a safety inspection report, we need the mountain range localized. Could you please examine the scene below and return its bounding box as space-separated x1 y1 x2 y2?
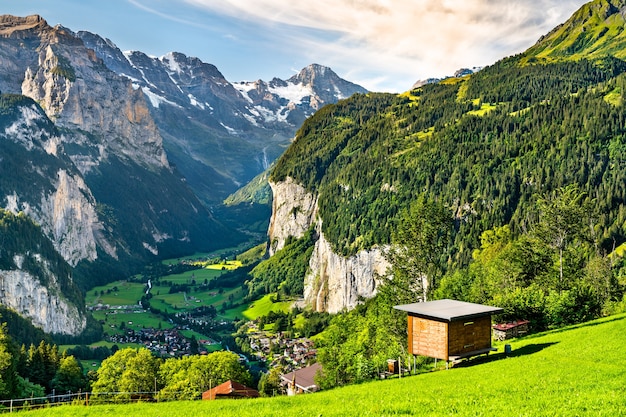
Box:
4 0 626 338
0 14 366 336
75 31 367 205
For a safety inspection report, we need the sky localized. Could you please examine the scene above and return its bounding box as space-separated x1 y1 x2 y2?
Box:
3 0 589 92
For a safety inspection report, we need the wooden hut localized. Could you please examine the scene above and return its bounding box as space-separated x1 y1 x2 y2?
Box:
394 299 503 362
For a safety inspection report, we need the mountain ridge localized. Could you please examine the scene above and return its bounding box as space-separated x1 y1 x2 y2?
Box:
264 0 626 312
76 30 368 204
524 0 626 61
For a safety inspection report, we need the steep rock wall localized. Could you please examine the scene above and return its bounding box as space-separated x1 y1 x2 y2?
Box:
38 169 112 264
268 178 389 312
0 258 85 335
268 178 318 255
303 231 388 313
21 44 169 171
2 102 114 265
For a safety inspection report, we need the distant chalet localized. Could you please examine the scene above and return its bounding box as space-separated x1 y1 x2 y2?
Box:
394 299 503 362
202 380 259 400
280 362 322 395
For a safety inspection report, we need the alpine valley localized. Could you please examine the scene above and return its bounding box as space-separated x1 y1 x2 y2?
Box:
0 14 366 338
2 0 626 353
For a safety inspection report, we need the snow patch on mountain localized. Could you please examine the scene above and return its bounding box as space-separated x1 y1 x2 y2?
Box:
141 86 179 108
269 82 314 105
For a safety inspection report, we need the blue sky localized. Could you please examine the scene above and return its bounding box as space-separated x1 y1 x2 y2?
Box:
3 0 588 92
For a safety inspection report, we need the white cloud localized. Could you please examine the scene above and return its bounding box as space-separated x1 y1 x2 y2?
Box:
184 0 587 91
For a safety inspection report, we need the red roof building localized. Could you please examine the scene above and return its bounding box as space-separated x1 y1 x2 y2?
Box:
492 320 530 341
202 380 259 400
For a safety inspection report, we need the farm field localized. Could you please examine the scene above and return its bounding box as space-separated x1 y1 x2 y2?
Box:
242 294 292 320
80 258 269 354
78 251 302 358
22 313 626 416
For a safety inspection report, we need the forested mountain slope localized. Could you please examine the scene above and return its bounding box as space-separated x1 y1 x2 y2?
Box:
272 57 626 262
265 0 626 314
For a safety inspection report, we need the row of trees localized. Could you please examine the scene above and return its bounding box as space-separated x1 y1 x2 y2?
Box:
0 323 251 402
0 332 87 400
91 348 250 401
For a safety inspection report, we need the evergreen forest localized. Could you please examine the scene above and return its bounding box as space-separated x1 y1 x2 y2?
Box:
269 52 626 386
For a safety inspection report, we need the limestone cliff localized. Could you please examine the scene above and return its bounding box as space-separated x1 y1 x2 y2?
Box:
2 100 113 266
268 178 389 312
0 255 86 335
268 177 318 255
303 231 388 313
20 41 169 171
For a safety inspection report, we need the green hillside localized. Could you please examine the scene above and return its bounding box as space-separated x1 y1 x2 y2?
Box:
524 0 626 62
271 57 626 263
20 313 626 416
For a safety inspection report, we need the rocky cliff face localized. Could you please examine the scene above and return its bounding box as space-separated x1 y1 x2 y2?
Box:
1 100 109 266
0 15 226 265
20 39 169 171
0 266 85 335
303 232 388 313
0 15 234 335
268 178 388 312
268 177 318 255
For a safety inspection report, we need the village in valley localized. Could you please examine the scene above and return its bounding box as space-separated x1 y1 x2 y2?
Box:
83 254 321 392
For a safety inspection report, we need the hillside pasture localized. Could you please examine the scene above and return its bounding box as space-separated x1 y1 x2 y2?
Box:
156 268 223 285
91 310 172 336
242 293 292 320
20 313 626 416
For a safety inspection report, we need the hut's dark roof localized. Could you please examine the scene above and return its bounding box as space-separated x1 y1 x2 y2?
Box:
394 299 503 322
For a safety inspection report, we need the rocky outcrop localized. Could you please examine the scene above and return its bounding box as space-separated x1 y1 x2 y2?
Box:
268 178 318 255
0 260 85 335
39 169 111 264
303 232 388 313
21 43 169 171
2 100 111 266
268 178 389 312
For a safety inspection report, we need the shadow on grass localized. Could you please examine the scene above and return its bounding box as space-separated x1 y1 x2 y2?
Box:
453 342 558 368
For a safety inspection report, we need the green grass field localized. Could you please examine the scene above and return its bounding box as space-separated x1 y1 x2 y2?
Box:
468 101 498 116
241 294 292 320
91 310 172 335
21 313 626 416
157 268 223 285
86 281 147 306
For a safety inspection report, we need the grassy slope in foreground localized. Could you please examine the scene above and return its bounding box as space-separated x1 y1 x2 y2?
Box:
22 314 626 416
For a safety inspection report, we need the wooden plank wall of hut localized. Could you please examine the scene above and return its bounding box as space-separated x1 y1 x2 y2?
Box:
447 315 492 357
409 315 449 360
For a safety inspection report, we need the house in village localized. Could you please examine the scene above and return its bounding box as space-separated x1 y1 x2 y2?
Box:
394 299 503 363
280 362 323 395
202 380 259 400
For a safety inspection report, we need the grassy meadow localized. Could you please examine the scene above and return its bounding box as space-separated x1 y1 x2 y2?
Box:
241 294 292 320
22 313 626 416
